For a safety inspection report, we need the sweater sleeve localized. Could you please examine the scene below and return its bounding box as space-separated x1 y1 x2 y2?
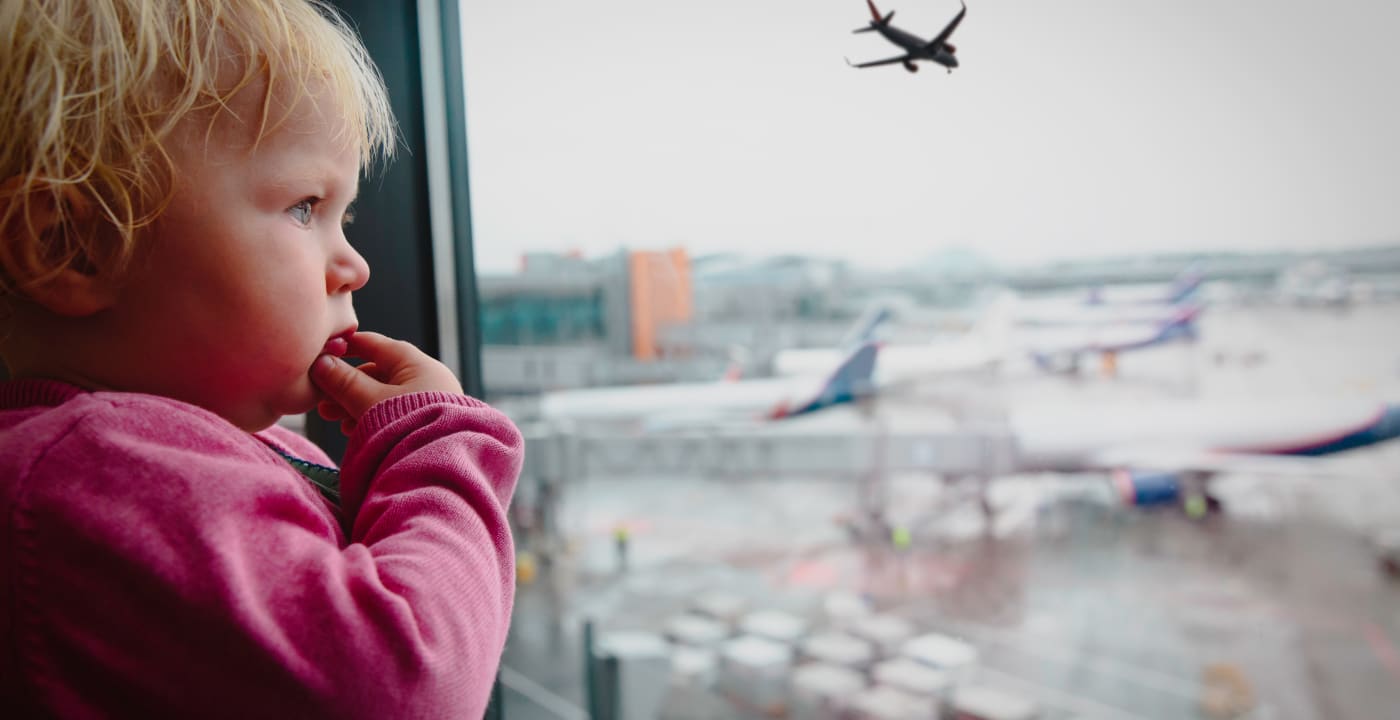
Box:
11 392 522 720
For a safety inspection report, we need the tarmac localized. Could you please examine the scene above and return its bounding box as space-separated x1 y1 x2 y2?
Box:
495 303 1400 719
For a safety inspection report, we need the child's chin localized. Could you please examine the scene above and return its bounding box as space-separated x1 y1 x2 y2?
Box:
278 381 321 418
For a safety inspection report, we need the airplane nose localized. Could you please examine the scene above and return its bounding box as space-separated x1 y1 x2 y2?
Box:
948 56 959 68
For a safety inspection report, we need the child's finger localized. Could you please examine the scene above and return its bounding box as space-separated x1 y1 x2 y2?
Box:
343 331 416 368
308 353 385 419
317 399 347 421
357 361 384 383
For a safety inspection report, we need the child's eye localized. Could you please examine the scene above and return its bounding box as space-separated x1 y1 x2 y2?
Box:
288 198 317 226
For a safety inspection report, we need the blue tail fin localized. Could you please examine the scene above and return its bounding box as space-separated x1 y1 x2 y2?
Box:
841 303 894 350
1155 304 1203 342
1165 268 1204 304
776 341 880 418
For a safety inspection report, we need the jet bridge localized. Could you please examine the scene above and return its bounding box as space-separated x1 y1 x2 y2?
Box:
520 422 1016 483
513 420 1019 556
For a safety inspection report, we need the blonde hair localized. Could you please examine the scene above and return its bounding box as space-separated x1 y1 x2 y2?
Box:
0 0 396 298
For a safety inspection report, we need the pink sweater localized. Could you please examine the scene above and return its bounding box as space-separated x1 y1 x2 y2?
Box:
0 379 522 718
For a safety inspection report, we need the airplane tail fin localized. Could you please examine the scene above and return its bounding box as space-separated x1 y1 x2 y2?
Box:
854 0 893 31
1154 304 1203 342
840 302 895 351
770 341 880 419
1165 266 1205 304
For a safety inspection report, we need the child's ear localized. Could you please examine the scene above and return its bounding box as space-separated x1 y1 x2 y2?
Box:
0 176 119 317
23 265 120 318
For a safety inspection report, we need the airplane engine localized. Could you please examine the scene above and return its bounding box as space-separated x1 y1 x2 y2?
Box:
903 61 919 73
1111 469 1180 507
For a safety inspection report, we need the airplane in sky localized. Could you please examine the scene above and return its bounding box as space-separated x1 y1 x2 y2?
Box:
534 341 880 431
847 0 967 74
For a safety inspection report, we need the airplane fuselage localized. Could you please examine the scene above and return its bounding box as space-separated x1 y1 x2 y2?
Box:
1011 399 1400 473
877 25 957 68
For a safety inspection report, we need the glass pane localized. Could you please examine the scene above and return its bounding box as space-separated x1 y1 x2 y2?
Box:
462 2 1400 717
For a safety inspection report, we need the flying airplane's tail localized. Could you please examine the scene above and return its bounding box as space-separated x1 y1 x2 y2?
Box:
770 341 880 419
854 0 894 32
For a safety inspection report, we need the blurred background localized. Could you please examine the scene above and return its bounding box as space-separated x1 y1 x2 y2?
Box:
330 1 1400 717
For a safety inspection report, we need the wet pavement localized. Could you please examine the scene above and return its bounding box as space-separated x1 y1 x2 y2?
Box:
495 304 1400 719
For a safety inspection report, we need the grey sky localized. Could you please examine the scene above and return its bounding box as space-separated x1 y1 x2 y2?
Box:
458 0 1400 274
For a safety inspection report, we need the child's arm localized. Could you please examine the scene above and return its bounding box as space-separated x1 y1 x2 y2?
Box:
9 338 522 719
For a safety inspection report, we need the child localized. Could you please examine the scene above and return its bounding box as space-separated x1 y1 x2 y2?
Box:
0 1 523 717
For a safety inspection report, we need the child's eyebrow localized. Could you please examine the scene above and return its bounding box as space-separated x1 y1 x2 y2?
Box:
266 169 359 203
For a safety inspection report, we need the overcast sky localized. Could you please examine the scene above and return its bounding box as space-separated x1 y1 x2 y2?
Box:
458 0 1400 274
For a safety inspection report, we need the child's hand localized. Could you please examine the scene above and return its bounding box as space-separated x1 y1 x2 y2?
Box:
309 331 464 435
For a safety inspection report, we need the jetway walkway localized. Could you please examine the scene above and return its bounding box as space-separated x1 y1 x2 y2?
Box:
513 421 1020 561
519 423 1018 484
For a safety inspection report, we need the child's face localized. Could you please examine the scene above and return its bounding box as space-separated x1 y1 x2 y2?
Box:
100 89 369 430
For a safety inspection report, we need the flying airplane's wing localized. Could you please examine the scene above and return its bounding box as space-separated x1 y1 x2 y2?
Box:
846 54 912 69
927 0 967 49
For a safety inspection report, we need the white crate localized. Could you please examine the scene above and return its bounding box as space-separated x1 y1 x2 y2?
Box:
664 613 730 649
902 632 979 684
950 685 1040 720
851 614 917 657
740 610 808 646
822 591 873 630
872 658 950 715
801 632 876 671
595 631 672 720
790 663 867 720
717 635 794 715
847 685 928 720
691 591 747 627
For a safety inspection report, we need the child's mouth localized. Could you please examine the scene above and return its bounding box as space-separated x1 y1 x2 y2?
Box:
321 331 352 357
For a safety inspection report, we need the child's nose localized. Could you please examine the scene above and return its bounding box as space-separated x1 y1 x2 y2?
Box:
328 244 370 294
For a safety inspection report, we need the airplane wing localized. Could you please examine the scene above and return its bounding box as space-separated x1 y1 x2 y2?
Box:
846 54 912 69
927 0 967 49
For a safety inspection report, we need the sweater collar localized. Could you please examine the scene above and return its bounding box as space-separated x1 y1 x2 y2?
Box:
0 378 88 409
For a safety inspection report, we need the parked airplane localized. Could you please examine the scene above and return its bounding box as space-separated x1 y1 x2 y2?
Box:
846 0 966 74
536 341 880 431
773 295 1008 386
1023 304 1202 374
1008 396 1400 510
1084 266 1204 307
773 294 1199 381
